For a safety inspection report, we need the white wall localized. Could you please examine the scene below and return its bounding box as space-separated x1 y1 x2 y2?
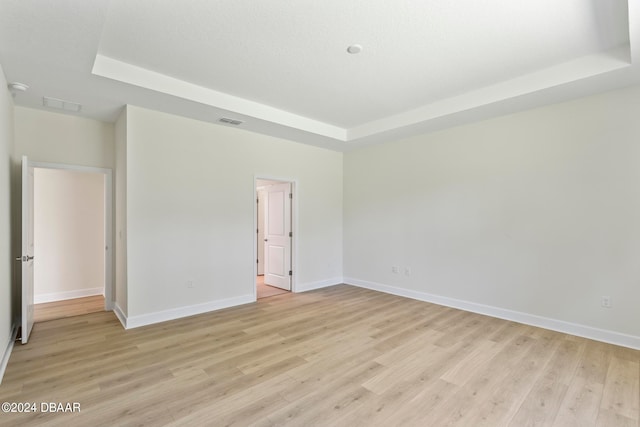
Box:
124 105 343 320
14 107 114 169
13 107 115 309
0 65 15 380
114 108 128 315
33 168 104 302
344 84 640 344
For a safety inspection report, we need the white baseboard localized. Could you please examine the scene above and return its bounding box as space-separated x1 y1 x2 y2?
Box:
122 294 255 329
35 287 103 304
113 302 127 329
0 324 18 384
296 277 343 293
344 277 640 351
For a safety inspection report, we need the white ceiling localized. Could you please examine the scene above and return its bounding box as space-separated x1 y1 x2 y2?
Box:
0 0 638 151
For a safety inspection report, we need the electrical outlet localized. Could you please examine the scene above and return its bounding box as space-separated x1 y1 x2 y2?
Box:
392 266 399 274
187 281 194 288
601 296 611 308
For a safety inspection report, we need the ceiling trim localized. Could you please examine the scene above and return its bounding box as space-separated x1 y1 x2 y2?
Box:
92 54 348 141
348 47 631 142
94 47 632 146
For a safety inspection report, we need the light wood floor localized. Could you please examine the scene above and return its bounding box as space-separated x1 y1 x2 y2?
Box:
257 275 289 299
1 285 638 426
33 295 105 323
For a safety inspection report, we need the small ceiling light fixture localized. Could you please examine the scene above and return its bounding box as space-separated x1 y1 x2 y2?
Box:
347 44 363 54
7 82 29 97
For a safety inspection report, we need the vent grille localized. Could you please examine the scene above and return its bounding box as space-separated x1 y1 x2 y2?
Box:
219 117 243 125
43 96 82 113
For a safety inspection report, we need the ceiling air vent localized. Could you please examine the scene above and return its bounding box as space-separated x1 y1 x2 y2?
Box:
43 96 82 113
219 117 243 125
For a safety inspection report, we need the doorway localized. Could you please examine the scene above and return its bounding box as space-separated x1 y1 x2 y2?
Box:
30 164 112 324
256 178 293 299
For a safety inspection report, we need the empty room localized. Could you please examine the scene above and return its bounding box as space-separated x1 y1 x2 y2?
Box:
0 1 639 426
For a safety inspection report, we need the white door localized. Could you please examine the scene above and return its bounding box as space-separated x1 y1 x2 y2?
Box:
263 183 291 290
21 156 35 344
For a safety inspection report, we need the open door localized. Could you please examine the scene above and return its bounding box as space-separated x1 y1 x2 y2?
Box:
263 182 292 291
21 156 35 344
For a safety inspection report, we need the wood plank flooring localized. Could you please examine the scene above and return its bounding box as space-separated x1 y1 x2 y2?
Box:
33 295 105 323
257 275 289 299
0 285 638 426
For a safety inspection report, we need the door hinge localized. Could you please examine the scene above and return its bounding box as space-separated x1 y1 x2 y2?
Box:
289 231 292 237
289 270 292 276
256 198 259 203
257 259 259 264
289 193 292 199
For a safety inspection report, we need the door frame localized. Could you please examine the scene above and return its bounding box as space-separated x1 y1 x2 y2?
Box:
256 188 266 276
253 176 297 300
30 161 114 311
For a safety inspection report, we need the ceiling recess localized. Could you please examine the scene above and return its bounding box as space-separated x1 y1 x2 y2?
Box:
1 0 636 149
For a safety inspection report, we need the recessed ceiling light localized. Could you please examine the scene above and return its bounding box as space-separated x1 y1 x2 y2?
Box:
347 44 363 54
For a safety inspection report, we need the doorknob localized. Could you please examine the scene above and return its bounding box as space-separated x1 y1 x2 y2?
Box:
27 255 34 261
264 239 268 242
15 256 21 262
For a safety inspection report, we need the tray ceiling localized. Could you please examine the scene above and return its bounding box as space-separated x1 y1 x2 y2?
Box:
1 0 638 150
